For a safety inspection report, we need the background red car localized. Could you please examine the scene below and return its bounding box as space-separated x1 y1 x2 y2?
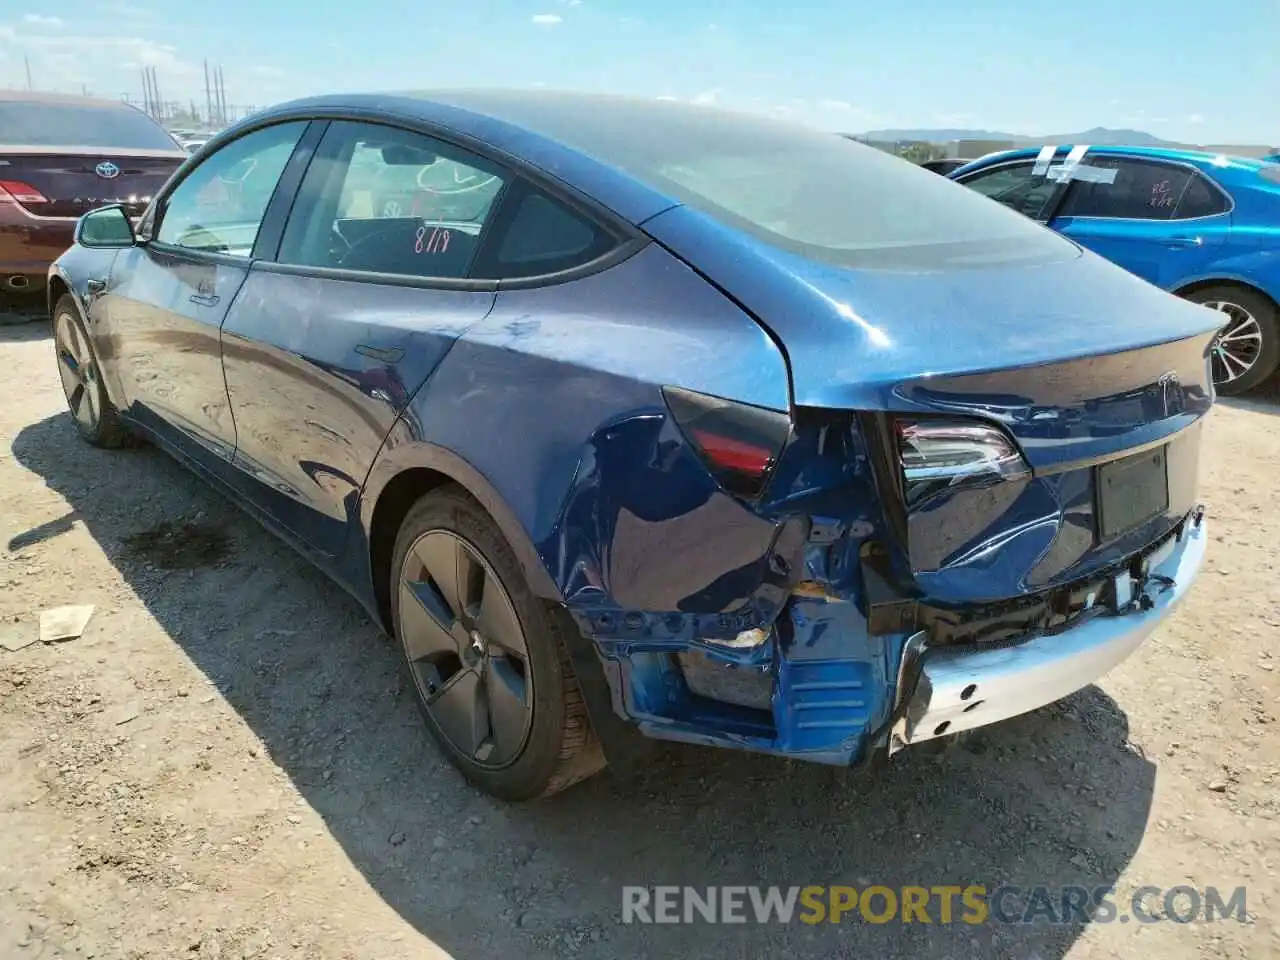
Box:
0 90 186 318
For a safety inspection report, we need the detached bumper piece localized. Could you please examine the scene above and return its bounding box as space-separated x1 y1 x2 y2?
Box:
890 513 1207 751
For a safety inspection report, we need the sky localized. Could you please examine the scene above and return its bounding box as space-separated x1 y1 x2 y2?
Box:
0 0 1276 144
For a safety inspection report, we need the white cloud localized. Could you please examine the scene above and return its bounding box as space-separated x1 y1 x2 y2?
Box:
1185 113 1206 124
691 88 719 106
22 13 63 26
531 13 563 24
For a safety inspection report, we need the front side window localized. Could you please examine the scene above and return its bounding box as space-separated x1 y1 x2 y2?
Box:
960 162 1062 220
278 121 507 279
1056 158 1204 221
156 121 307 256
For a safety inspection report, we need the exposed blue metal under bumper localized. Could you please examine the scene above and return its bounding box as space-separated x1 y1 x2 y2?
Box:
892 517 1207 751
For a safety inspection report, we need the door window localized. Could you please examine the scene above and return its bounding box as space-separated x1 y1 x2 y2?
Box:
1172 173 1230 219
155 121 307 256
1056 158 1217 221
278 121 508 279
473 186 616 280
959 162 1062 220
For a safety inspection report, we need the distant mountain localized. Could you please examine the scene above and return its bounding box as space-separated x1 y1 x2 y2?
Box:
858 128 1019 143
857 126 1179 147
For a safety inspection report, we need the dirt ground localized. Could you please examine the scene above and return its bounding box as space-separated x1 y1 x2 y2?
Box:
1 318 1278 960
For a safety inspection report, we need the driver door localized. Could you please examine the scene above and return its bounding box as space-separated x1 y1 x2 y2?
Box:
104 120 311 461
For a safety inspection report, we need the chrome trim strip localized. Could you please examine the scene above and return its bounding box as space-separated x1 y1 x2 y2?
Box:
895 518 1206 748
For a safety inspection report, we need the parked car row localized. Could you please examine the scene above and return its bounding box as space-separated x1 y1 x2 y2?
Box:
46 91 1215 800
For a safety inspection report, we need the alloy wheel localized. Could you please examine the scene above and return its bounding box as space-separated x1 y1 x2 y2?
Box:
1204 300 1264 387
397 529 533 768
54 312 101 432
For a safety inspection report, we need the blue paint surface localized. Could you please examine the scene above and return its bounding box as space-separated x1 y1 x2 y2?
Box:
50 94 1220 770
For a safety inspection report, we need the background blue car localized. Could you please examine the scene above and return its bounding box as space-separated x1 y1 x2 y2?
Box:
951 146 1280 394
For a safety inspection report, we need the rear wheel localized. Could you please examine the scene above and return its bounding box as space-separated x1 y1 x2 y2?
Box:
1183 285 1280 395
52 295 129 448
390 486 604 800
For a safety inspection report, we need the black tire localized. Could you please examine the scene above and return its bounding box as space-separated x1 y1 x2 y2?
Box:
1182 285 1280 396
390 485 604 800
51 295 130 448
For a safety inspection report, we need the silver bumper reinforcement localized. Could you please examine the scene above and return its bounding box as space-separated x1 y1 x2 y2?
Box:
890 517 1207 751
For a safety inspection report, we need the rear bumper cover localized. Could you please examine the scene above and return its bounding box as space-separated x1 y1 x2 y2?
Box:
892 516 1207 749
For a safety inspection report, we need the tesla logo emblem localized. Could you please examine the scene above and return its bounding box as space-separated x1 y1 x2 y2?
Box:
95 161 121 179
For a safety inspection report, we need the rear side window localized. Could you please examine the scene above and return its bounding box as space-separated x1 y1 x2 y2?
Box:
473 186 616 280
278 121 508 280
1173 173 1230 218
959 162 1062 220
1056 158 1219 221
156 121 307 257
0 100 179 151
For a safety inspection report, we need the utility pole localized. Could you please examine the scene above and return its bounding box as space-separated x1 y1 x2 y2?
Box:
150 66 162 120
204 60 212 127
217 66 227 125
24 56 33 91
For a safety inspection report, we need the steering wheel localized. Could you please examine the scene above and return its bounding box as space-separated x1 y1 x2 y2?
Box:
218 156 258 185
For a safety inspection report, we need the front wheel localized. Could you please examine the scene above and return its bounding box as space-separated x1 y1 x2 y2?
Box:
52 295 130 448
390 486 605 800
1183 285 1280 396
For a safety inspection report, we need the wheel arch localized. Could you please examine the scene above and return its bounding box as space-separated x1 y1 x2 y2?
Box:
1173 276 1280 312
46 270 72 319
360 435 563 634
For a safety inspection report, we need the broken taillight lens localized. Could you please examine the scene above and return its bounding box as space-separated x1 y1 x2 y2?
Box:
663 386 791 499
896 418 1030 505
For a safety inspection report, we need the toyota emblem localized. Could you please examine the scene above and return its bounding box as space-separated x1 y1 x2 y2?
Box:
95 161 121 179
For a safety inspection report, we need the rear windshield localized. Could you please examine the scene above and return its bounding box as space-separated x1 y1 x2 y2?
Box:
428 93 1076 270
0 101 179 151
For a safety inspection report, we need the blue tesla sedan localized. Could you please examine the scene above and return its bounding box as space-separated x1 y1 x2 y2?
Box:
50 92 1213 800
950 145 1280 394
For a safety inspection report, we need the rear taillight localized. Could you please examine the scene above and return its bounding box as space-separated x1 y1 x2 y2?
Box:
663 386 791 499
0 180 49 205
895 418 1029 505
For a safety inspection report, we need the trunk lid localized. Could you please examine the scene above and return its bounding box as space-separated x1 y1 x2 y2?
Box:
646 205 1218 602
0 148 184 218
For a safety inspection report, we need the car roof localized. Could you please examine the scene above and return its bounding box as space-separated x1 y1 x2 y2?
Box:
956 143 1271 174
0 88 140 110
253 90 828 223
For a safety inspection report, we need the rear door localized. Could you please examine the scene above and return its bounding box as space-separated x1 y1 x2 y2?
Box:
102 120 311 460
1050 156 1231 288
218 120 505 559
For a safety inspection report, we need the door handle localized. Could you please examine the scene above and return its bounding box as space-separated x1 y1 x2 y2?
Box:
86 278 106 293
1165 236 1204 248
188 293 220 307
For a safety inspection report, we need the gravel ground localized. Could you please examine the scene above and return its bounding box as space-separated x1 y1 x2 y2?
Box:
1 319 1278 960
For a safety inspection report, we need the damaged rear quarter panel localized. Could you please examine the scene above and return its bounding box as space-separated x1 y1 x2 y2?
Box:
403 242 791 618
